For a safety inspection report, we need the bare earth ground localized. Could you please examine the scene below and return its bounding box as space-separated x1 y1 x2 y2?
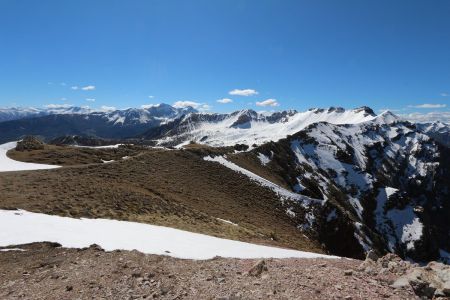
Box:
0 243 417 300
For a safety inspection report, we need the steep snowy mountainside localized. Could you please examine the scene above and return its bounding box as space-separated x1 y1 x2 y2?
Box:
232 116 449 262
416 121 450 147
149 106 380 147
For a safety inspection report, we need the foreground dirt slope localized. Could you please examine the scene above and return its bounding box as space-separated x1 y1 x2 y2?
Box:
0 147 322 253
0 243 417 300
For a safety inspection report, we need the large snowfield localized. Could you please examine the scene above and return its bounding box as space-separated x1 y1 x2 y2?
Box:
0 210 336 260
0 141 60 172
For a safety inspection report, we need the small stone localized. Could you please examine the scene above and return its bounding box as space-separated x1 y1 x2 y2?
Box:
344 270 353 276
131 271 142 278
247 260 268 277
344 296 352 300
366 250 379 262
66 285 73 292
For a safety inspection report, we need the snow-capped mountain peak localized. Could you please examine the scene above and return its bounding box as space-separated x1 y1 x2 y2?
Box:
151 106 386 147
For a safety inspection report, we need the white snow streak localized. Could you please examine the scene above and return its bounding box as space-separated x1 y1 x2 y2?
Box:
203 155 321 205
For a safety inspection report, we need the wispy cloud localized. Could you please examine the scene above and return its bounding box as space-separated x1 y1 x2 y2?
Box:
71 86 79 90
148 95 155 99
408 103 447 109
99 105 116 112
217 98 233 104
440 92 449 97
60 82 67 86
173 101 210 111
378 108 402 113
256 99 279 107
141 104 159 109
81 85 96 91
173 101 201 109
85 98 96 102
44 104 73 109
400 111 450 123
229 89 258 96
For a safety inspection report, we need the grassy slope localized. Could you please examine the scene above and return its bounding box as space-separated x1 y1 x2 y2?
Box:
0 147 324 254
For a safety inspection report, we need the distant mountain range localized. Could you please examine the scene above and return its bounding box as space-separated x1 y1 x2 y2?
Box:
0 104 448 148
0 104 196 143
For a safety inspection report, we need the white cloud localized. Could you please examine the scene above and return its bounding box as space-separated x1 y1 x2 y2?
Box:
217 98 233 104
44 104 73 109
400 111 450 123
71 86 79 90
81 85 96 91
60 82 67 86
99 105 116 112
440 92 449 97
148 95 155 99
173 101 201 109
141 104 158 109
409 103 447 109
378 108 401 113
199 104 211 111
256 99 279 107
86 98 96 102
173 101 211 111
229 89 258 96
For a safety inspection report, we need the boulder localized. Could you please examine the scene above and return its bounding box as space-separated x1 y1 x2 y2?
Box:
15 136 44 151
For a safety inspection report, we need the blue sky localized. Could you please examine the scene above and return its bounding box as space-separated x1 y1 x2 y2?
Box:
0 0 449 120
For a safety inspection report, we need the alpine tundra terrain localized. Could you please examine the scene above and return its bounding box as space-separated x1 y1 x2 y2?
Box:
1 105 450 299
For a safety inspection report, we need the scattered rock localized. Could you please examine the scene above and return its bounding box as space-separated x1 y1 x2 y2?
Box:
392 261 450 298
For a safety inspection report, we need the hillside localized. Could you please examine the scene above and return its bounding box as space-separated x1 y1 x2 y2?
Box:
0 144 324 254
223 115 450 262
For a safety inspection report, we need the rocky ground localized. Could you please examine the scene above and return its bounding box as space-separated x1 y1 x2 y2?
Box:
0 242 431 300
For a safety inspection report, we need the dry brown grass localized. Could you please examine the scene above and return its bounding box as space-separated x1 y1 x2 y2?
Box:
7 144 144 166
0 147 324 253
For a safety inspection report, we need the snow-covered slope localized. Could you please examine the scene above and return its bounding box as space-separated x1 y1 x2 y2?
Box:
241 114 450 262
151 107 384 147
0 209 335 260
0 142 60 172
416 121 450 147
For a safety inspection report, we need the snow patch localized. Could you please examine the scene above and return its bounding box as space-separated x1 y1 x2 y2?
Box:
0 210 336 260
0 142 60 172
257 153 271 166
217 218 238 226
